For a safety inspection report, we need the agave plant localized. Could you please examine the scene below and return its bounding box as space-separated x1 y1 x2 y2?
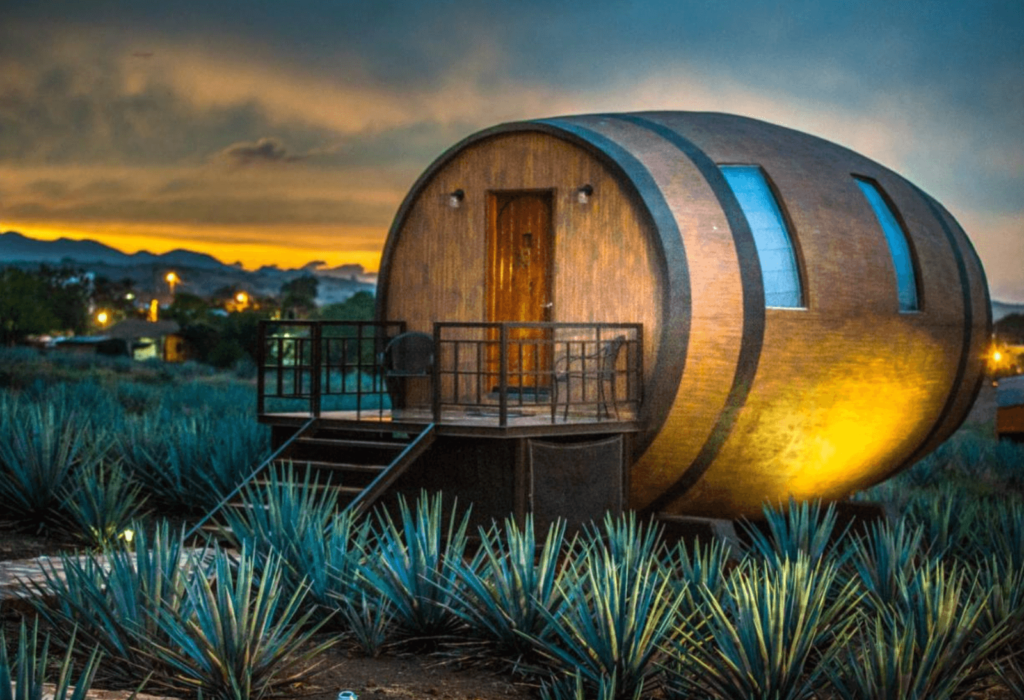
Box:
307 510 390 650
446 515 570 664
829 562 1010 700
528 513 682 700
118 412 268 513
0 621 101 700
665 553 858 700
977 500 1024 570
0 401 100 527
663 534 734 609
973 556 1024 655
117 414 198 511
361 491 471 640
847 517 932 613
150 545 333 700
219 462 339 595
994 654 1024 700
29 521 198 685
59 457 149 548
904 485 979 561
540 668 643 700
333 588 395 657
742 497 846 566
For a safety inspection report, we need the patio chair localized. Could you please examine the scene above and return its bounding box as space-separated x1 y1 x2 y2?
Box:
379 331 434 410
552 335 627 422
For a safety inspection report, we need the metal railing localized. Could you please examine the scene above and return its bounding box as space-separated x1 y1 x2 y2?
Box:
432 322 643 426
257 320 643 427
257 320 404 418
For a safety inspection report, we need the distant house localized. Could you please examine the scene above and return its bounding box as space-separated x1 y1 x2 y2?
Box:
52 335 122 356
106 319 181 361
997 375 1024 443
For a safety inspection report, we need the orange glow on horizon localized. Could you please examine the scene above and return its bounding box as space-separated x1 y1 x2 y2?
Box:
5 222 384 274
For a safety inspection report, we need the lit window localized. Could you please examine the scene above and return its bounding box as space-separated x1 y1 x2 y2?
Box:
720 165 803 308
855 178 919 311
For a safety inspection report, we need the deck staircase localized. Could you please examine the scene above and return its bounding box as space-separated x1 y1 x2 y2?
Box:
191 421 436 541
268 422 436 513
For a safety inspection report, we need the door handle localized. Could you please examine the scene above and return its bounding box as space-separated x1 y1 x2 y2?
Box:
542 302 553 308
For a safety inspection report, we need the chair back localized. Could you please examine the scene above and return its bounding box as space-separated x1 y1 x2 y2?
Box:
599 335 628 376
381 331 434 376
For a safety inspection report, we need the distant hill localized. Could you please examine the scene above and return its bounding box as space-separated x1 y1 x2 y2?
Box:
0 230 230 270
993 300 1024 322
0 230 376 305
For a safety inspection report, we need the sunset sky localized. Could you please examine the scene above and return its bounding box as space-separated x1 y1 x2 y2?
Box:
2 0 1022 301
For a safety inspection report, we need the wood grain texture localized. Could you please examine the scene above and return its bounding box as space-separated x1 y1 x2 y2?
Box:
380 130 664 408
376 112 991 519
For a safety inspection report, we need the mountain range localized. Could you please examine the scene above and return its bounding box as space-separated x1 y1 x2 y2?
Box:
0 230 376 305
2 230 1023 319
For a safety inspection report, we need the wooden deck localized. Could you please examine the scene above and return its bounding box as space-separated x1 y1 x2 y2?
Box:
259 405 640 437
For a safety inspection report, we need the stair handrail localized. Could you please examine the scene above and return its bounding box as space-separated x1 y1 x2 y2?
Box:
184 416 318 541
347 423 436 515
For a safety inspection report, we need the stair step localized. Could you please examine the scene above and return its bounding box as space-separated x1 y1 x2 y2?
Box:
312 422 423 436
271 459 387 473
295 437 408 451
251 478 368 494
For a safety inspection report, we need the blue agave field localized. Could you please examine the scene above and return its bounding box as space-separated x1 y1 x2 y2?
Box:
2 348 1024 700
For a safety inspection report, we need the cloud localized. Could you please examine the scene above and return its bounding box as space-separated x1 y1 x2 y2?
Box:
1 3 1021 298
4 193 395 227
215 137 306 166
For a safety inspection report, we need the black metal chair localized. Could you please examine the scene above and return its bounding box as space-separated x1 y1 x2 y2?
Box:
551 335 627 422
378 331 434 410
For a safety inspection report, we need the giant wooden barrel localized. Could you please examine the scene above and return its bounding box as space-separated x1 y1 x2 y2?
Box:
377 111 991 519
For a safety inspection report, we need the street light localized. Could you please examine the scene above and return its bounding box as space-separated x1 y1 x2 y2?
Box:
165 271 179 295
96 311 110 328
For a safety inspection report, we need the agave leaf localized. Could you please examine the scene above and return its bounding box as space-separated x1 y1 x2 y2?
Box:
150 545 333 700
993 652 1024 700
361 491 472 640
334 589 395 657
59 457 149 548
829 561 1011 700
904 485 979 561
667 553 858 700
848 517 933 613
742 497 847 566
29 521 199 686
0 402 97 527
0 620 101 700
527 512 681 700
445 514 570 662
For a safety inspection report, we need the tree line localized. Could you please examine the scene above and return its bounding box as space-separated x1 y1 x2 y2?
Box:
0 266 375 369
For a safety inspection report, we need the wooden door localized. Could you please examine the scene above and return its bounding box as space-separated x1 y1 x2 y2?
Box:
487 191 554 389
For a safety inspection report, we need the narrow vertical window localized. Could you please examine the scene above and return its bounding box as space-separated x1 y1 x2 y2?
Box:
720 165 803 308
855 178 919 311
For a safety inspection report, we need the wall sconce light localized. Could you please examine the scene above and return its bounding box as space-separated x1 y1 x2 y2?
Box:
576 184 594 204
448 189 465 208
